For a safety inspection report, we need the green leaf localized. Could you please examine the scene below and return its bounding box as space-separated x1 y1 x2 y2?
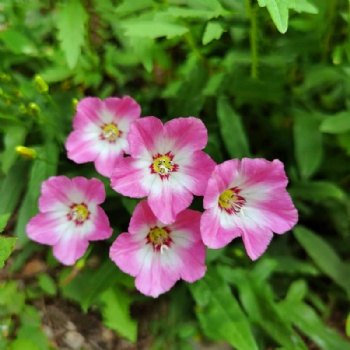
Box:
0 214 11 233
38 273 57 296
9 339 41 350
218 266 307 349
217 96 250 158
294 226 350 298
202 22 225 45
257 0 289 34
56 0 88 69
279 300 350 350
320 111 350 134
189 269 258 350
289 0 318 14
289 181 345 202
1 125 27 174
346 313 350 337
0 29 37 55
120 21 189 39
99 287 137 342
293 112 323 180
0 237 16 268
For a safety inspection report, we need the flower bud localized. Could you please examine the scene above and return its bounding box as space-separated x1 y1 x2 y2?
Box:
34 75 49 94
15 146 37 160
28 102 41 116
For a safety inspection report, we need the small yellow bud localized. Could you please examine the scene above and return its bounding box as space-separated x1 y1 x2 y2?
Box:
34 75 49 94
16 146 37 160
72 98 79 111
28 102 41 116
75 258 85 270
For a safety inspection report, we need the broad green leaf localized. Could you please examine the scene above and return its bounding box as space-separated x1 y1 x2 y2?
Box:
114 0 154 14
187 0 223 11
218 266 307 349
338 131 350 155
202 22 225 45
9 339 40 350
0 29 37 55
37 273 57 296
1 125 27 174
217 96 250 158
257 0 289 34
294 226 350 298
56 0 88 69
0 213 10 233
346 313 350 337
293 112 323 180
190 269 258 350
99 287 137 342
0 237 16 268
120 21 189 39
279 300 350 350
289 181 345 202
289 0 318 14
0 281 25 314
320 111 350 134
285 279 308 303
165 7 221 19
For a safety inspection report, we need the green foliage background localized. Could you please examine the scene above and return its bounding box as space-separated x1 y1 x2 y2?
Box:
1 0 350 349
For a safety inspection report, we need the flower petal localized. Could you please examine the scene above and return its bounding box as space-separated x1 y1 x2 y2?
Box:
127 117 164 157
128 200 157 235
88 207 113 240
26 212 66 245
111 158 153 198
240 223 273 261
200 207 242 248
163 117 208 153
70 177 106 205
73 97 103 129
94 142 124 177
148 179 193 224
104 96 141 125
53 235 89 265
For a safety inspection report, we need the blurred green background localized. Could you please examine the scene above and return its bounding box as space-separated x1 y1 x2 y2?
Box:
0 0 350 349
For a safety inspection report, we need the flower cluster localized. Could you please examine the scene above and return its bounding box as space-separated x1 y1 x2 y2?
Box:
26 96 298 297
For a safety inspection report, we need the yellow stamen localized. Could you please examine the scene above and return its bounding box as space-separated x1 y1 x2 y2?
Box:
218 189 237 209
152 155 174 175
102 124 120 141
71 204 89 222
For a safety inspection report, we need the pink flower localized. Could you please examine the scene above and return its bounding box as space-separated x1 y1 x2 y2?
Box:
201 158 298 260
110 200 206 298
66 96 141 177
26 176 112 265
110 117 216 224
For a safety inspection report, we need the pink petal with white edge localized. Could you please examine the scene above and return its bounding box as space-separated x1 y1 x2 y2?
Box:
73 98 103 129
39 176 74 212
172 150 216 196
127 117 164 158
104 96 141 124
148 179 193 224
70 177 106 205
111 158 152 198
240 223 274 260
65 130 101 165
110 232 149 277
88 207 113 240
26 212 67 245
128 200 158 235
203 159 241 209
200 207 242 248
53 235 89 265
163 117 208 153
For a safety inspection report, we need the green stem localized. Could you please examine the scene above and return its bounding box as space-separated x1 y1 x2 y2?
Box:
245 0 259 79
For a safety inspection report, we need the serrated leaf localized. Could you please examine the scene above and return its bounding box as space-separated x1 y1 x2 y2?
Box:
320 111 350 134
0 214 11 233
294 225 350 298
190 269 258 350
293 112 323 180
120 21 189 39
217 96 250 158
56 0 88 69
99 287 137 342
257 0 289 33
202 22 225 45
0 237 16 268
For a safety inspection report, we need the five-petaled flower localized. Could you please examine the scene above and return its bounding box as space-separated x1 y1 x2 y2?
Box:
110 200 206 297
200 158 298 260
65 96 141 177
110 116 216 224
26 176 113 265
